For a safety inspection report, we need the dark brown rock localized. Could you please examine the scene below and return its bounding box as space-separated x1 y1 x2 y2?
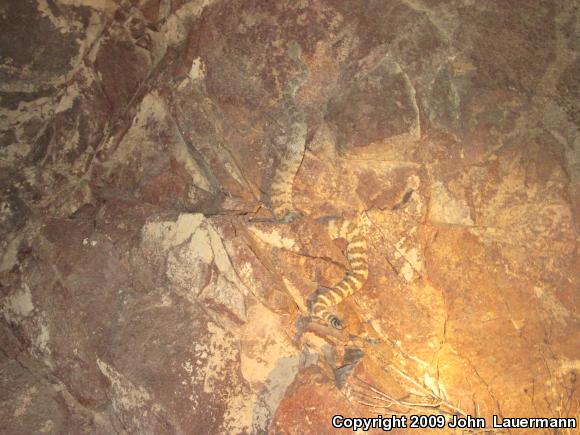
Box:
0 0 578 433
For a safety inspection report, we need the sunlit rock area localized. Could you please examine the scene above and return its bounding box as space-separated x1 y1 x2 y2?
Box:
0 0 578 434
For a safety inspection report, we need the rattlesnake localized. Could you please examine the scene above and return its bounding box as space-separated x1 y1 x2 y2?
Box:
268 42 370 330
311 214 370 329
269 41 308 223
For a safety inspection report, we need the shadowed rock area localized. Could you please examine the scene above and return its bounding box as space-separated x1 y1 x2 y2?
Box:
0 0 578 434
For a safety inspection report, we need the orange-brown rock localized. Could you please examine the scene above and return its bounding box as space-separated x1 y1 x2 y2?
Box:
0 0 578 434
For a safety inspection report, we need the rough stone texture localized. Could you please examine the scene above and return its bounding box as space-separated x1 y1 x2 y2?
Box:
0 0 578 434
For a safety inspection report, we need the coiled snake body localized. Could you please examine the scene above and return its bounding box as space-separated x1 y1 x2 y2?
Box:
311 215 369 329
268 42 369 329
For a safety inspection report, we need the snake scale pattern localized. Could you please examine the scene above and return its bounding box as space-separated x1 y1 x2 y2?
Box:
311 215 369 329
270 41 308 223
269 42 369 329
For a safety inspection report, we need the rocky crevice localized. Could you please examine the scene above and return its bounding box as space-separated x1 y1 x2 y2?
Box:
1 0 578 433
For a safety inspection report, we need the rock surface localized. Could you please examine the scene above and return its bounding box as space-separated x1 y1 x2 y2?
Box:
0 0 578 434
